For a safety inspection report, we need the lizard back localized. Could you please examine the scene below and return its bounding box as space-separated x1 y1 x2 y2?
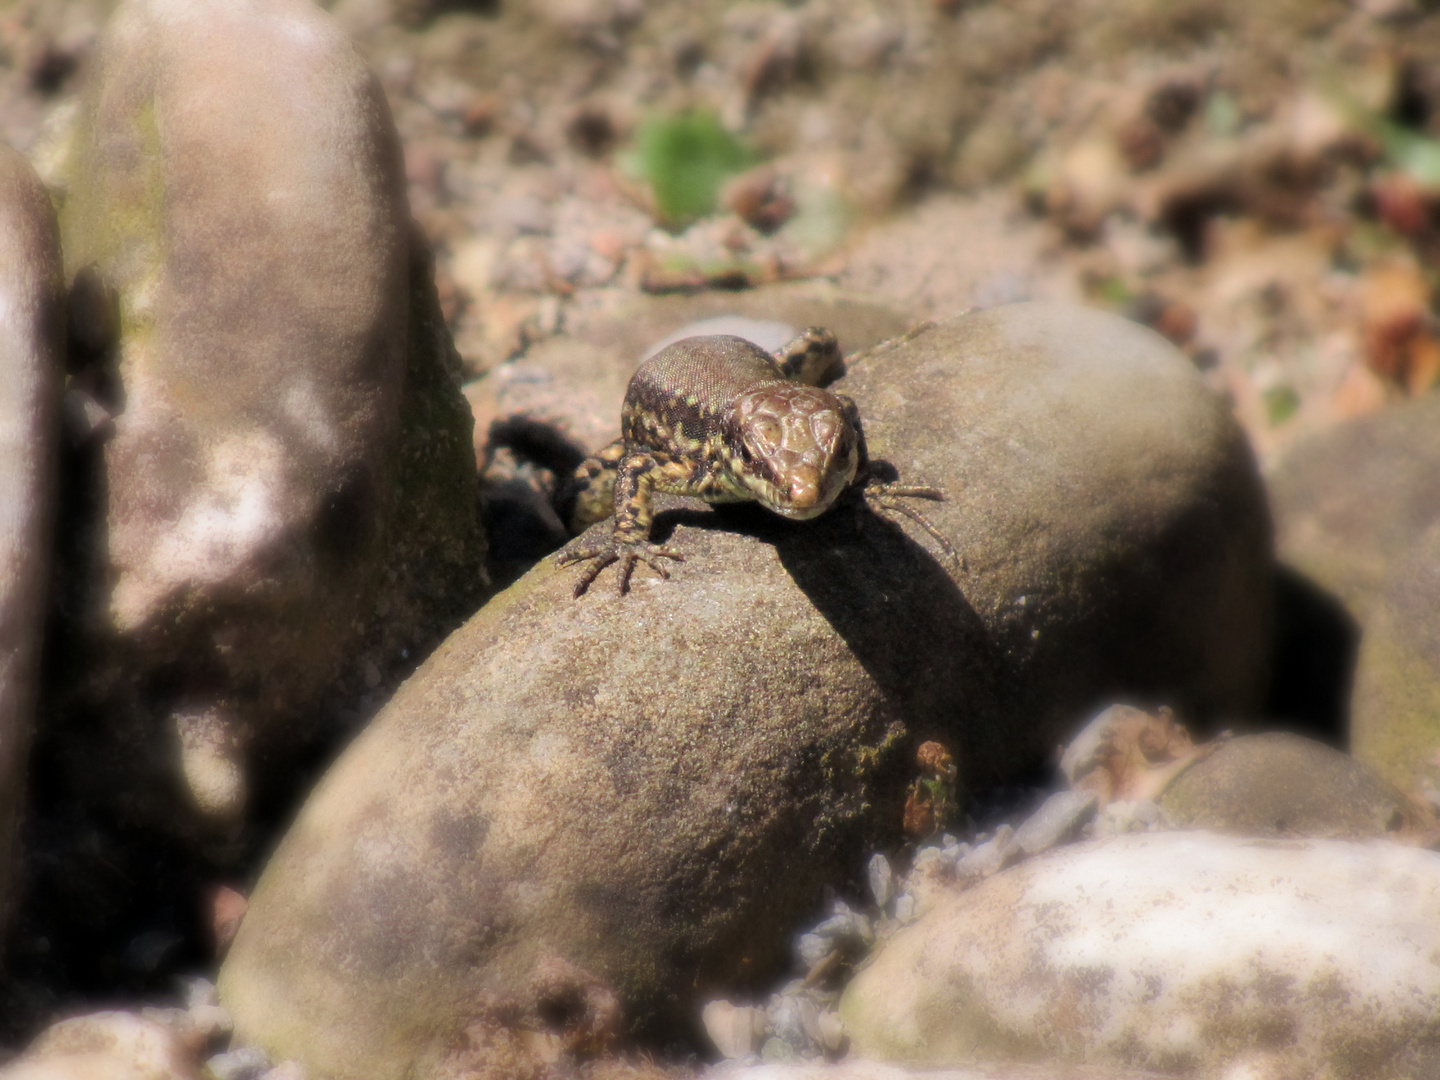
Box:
621 335 784 454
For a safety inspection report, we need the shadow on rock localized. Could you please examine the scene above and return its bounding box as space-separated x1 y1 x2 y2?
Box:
678 496 1006 766
1263 564 1360 747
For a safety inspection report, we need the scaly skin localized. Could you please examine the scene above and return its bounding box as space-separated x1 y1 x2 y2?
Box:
556 329 954 596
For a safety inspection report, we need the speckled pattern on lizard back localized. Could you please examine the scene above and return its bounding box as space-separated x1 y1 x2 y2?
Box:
555 328 956 596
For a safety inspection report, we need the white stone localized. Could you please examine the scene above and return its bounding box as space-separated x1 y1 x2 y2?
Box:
842 831 1440 1079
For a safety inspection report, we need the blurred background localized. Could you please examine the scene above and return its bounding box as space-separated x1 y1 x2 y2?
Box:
7 0 1440 462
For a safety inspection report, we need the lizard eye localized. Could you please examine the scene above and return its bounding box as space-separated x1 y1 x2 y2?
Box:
750 416 781 450
812 414 838 445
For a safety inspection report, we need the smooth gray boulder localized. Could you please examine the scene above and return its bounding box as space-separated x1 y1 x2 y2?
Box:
1266 395 1440 741
841 831 1440 1079
1157 731 1435 839
220 303 1272 1080
1351 522 1440 797
0 145 64 961
1268 393 1440 619
48 0 484 837
836 304 1272 784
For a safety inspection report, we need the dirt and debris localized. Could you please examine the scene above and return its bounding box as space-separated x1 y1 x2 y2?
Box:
5 0 1440 463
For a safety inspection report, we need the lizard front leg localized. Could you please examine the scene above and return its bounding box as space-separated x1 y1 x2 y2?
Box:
556 450 685 596
835 394 961 569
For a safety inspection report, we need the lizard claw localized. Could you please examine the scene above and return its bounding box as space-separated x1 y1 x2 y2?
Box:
557 538 685 597
859 481 963 571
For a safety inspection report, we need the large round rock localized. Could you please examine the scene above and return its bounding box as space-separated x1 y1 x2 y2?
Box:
1351 522 1440 796
1265 395 1440 739
1157 731 1433 839
0 146 64 958
50 0 484 835
220 516 984 1080
1268 393 1440 618
836 303 1271 781
220 303 1271 1080
841 831 1440 1078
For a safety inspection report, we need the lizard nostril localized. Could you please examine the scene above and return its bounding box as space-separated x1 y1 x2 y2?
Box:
789 467 821 506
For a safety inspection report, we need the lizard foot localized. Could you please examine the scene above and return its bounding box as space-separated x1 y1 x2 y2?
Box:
860 482 964 571
556 538 685 597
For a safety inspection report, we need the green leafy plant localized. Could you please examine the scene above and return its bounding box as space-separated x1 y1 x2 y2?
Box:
630 109 756 227
1263 383 1300 426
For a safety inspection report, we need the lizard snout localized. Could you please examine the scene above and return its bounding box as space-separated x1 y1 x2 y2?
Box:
787 465 823 508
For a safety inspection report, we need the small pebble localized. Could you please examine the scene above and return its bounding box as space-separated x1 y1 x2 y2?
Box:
796 932 831 969
760 1036 798 1062
177 974 218 1010
207 1045 272 1080
1013 789 1099 856
189 1004 234 1040
867 852 893 909
911 845 949 870
956 823 1017 879
701 999 765 1060
811 903 871 945
766 993 808 1050
817 1010 846 1053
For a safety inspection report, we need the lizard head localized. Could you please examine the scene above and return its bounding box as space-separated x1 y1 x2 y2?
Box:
731 383 859 519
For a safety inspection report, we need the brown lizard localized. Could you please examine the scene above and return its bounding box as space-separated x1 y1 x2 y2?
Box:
555 328 955 596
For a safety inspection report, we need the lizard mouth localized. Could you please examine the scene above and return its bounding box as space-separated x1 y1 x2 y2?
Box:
769 501 831 521
749 454 854 518
735 383 859 517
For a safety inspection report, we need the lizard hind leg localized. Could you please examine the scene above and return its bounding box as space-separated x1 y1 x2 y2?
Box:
774 326 845 386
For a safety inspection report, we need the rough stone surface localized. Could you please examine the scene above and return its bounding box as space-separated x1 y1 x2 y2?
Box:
46 0 485 837
837 304 1273 784
0 145 64 963
1158 731 1434 838
0 1011 201 1080
1351 522 1440 798
220 302 1271 1080
220 521 970 1080
1268 393 1440 619
841 831 1440 1079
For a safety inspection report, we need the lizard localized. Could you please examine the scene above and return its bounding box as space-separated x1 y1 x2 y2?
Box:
554 327 957 597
